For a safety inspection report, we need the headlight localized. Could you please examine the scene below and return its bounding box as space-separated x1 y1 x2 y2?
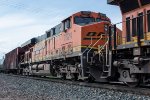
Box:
104 25 108 33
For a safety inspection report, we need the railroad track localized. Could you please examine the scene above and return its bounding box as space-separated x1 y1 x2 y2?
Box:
2 73 150 96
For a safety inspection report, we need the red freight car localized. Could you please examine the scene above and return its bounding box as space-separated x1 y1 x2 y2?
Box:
3 47 22 74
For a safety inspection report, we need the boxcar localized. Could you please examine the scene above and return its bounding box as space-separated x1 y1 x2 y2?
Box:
3 47 22 74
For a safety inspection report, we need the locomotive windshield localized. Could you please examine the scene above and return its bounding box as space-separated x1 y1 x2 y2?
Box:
74 17 95 25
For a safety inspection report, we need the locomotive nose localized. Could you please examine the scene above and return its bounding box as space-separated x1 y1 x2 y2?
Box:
81 22 109 46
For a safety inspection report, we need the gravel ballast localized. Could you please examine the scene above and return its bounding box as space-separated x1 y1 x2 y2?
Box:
0 74 150 100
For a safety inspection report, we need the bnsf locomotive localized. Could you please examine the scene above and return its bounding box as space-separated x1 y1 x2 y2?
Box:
3 11 121 81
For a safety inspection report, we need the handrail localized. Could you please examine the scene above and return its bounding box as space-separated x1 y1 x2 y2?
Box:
86 34 106 63
98 39 108 54
99 32 115 54
80 37 93 55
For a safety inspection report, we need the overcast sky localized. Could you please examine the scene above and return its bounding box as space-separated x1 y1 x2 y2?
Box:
0 0 121 59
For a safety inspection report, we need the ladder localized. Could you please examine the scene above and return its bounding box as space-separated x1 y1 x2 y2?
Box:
98 38 112 78
100 25 116 79
80 37 93 77
100 50 112 78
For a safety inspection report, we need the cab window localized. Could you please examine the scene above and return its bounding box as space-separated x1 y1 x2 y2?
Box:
65 19 71 30
74 16 95 26
126 17 131 42
148 10 150 32
62 18 71 31
51 28 55 36
96 18 102 22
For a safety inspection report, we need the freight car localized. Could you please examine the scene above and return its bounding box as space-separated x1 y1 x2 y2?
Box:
3 47 23 74
0 58 4 73
107 0 150 87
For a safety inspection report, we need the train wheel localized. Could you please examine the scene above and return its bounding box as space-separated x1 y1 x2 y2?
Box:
124 74 140 87
62 73 66 80
87 74 95 83
71 73 78 81
50 67 56 76
121 70 140 87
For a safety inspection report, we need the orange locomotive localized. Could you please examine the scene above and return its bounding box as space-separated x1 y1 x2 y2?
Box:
18 11 121 80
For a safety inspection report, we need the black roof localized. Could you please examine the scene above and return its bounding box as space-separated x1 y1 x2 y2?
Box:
108 0 150 6
108 0 150 13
